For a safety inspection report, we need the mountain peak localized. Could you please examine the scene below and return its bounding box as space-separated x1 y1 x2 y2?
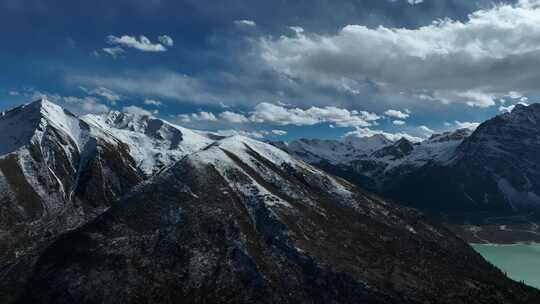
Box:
501 103 540 123
428 128 473 143
0 98 75 156
372 137 414 160
19 97 61 114
344 133 393 151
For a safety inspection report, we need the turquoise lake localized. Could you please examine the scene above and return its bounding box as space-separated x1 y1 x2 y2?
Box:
472 244 540 289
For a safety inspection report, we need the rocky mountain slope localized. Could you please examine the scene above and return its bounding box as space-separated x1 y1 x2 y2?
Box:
2 100 539 303
84 110 213 175
17 136 540 303
275 105 540 219
0 99 215 302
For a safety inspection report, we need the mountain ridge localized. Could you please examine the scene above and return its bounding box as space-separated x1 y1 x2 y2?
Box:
273 104 540 219
1 99 539 303
17 132 540 303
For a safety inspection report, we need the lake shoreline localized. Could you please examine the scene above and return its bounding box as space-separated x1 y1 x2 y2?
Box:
469 241 540 246
472 243 540 290
449 220 540 245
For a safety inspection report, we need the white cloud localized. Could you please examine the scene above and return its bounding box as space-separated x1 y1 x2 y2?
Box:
419 125 435 133
499 101 529 113
234 20 256 27
70 72 226 105
78 100 110 114
507 91 523 99
107 35 169 52
344 127 423 142
178 111 217 123
219 111 249 123
80 86 121 104
431 90 499 108
391 0 424 5
176 114 192 123
144 99 163 106
454 120 481 130
192 111 217 121
384 109 410 119
271 130 288 136
23 90 110 115
259 2 540 107
249 102 380 127
392 120 406 126
122 105 153 116
102 47 124 58
215 129 268 139
158 35 174 47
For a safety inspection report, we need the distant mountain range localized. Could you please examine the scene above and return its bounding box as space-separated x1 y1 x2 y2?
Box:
273 104 540 221
1 99 538 303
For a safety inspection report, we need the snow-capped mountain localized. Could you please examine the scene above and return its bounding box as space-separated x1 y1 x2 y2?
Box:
382 104 540 216
0 99 216 301
451 104 540 210
84 111 213 175
0 99 147 299
2 99 537 303
18 135 538 303
273 127 471 191
271 134 392 165
275 105 540 218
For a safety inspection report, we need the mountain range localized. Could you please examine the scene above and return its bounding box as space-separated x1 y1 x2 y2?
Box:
1 99 539 303
274 104 540 222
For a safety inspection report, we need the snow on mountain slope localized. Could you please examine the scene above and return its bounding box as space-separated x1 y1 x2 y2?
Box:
190 136 356 209
274 134 393 165
344 133 393 152
0 99 140 302
84 111 214 175
19 131 540 304
274 127 471 178
0 99 89 157
371 128 473 172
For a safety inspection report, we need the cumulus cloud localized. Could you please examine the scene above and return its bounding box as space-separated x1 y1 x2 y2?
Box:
344 127 423 142
219 111 249 123
21 89 110 114
419 125 435 133
392 120 406 126
390 0 424 5
215 129 269 139
271 130 288 136
144 99 163 106
177 111 217 123
123 105 153 116
217 129 287 138
454 120 481 130
259 1 540 107
102 47 124 58
80 86 121 104
158 35 174 47
499 101 529 113
234 19 256 27
249 102 380 127
106 35 172 53
384 109 410 119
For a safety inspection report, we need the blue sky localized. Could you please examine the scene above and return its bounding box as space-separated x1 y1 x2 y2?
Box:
1 0 537 141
